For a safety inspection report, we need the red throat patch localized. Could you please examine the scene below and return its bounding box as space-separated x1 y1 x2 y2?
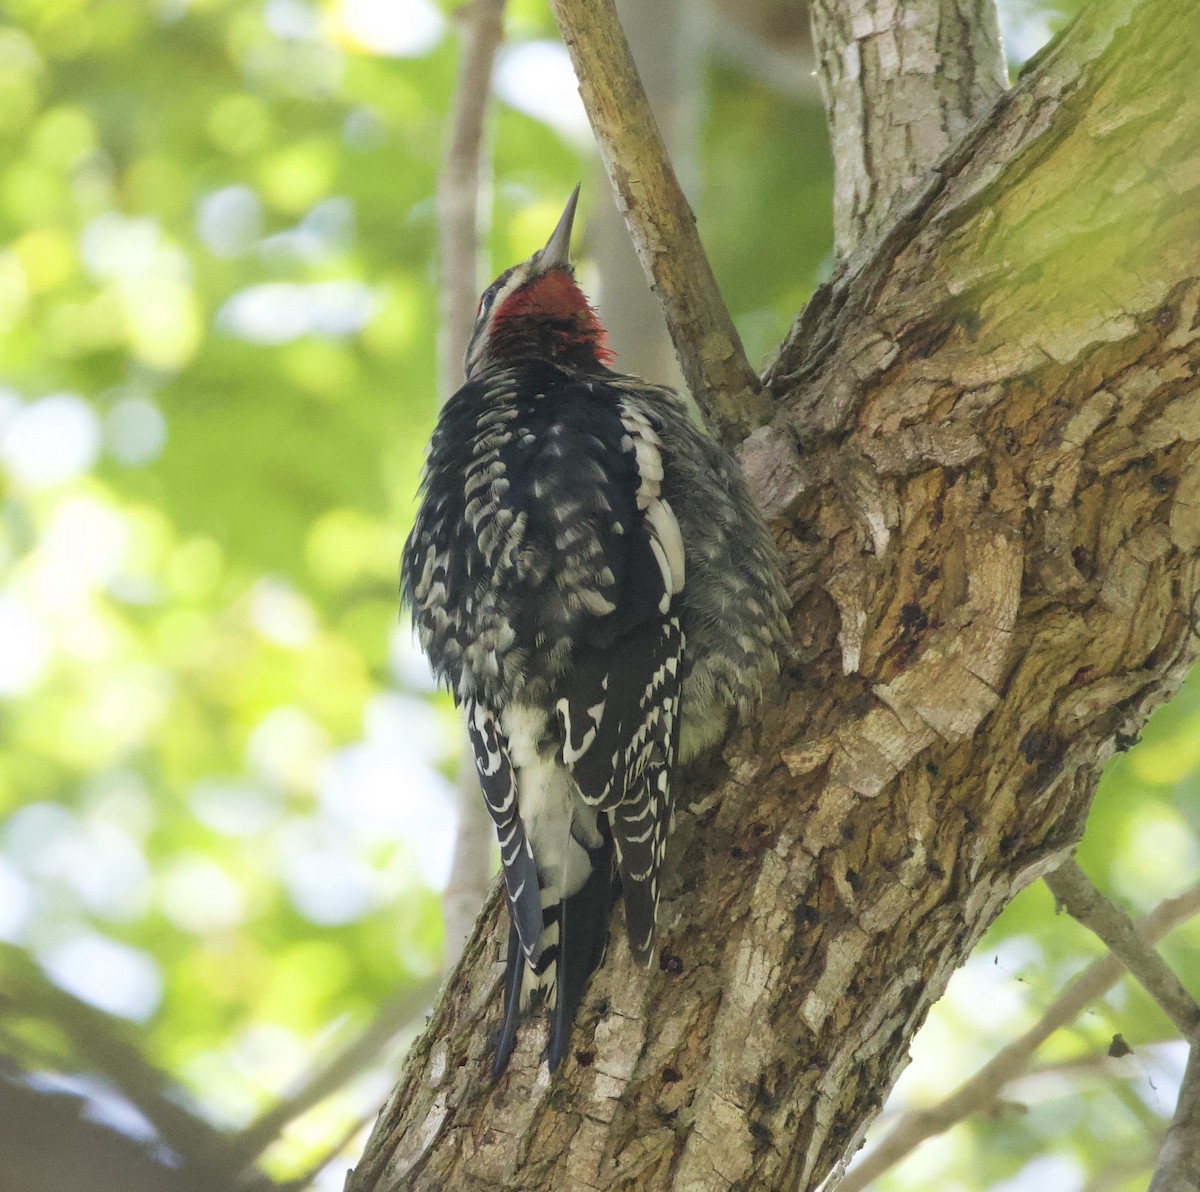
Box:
494 269 614 366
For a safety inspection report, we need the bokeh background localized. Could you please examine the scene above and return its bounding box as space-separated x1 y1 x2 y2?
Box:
1 0 1196 1189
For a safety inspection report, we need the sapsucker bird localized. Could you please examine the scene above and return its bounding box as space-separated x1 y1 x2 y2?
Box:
401 186 788 1077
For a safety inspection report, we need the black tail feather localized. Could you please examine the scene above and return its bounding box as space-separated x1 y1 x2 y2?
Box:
492 922 525 1081
492 839 619 1078
548 839 616 1071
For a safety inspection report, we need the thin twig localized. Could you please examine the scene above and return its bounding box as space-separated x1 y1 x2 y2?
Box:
1148 1039 1200 1191
435 0 507 961
1045 858 1200 1037
228 977 440 1171
547 0 770 446
437 0 505 398
838 882 1200 1192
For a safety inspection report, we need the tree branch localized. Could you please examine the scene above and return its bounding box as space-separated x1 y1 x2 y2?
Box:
590 0 699 389
547 0 770 446
435 0 507 961
436 0 505 399
1149 1039 1200 1192
1045 858 1200 1038
839 883 1200 1192
808 0 1007 258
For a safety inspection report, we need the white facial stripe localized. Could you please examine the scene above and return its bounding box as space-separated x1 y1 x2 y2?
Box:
465 263 538 377
482 270 526 320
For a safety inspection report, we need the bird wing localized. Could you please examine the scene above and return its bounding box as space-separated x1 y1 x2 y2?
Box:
558 612 682 963
464 695 544 964
522 393 686 963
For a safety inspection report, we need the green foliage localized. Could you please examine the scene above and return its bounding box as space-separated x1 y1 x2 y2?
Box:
0 0 1191 1188
0 0 472 1179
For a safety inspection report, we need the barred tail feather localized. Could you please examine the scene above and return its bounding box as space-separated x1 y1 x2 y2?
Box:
493 903 556 1081
491 837 616 1078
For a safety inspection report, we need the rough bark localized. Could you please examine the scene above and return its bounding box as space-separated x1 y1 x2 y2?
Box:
809 0 1007 258
348 0 1200 1188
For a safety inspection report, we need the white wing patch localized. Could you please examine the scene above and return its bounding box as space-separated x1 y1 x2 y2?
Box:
619 400 686 610
644 497 685 609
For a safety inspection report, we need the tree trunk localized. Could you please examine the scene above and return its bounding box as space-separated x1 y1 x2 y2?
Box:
808 0 1007 258
348 0 1200 1187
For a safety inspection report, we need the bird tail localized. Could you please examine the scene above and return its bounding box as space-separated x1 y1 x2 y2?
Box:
492 834 616 1079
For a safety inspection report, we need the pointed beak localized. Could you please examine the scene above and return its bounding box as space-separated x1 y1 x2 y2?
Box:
536 184 580 270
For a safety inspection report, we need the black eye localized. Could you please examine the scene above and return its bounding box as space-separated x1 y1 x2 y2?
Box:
477 267 516 318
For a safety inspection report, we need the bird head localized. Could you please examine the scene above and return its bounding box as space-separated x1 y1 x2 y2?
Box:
464 185 612 380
